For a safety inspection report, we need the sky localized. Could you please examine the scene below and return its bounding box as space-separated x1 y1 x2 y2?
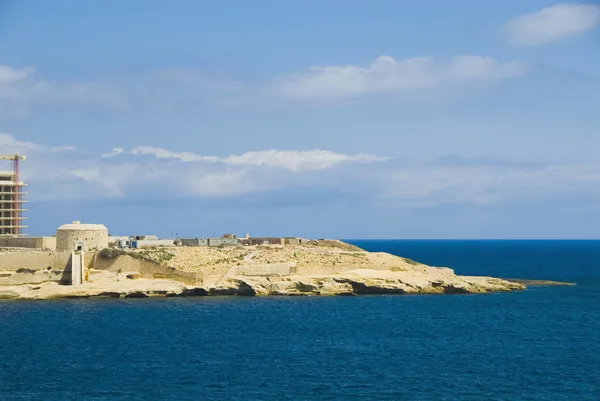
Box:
1 0 600 239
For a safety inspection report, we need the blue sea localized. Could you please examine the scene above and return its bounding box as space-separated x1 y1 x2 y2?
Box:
1 240 599 400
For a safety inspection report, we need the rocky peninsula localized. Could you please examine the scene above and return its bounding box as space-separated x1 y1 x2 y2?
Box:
0 240 569 300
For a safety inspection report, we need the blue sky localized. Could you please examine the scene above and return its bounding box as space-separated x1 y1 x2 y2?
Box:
1 1 600 238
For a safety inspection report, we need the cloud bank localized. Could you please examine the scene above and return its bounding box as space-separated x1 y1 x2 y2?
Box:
272 55 527 99
2 133 391 200
505 4 600 47
110 146 390 172
0 53 529 116
3 133 600 212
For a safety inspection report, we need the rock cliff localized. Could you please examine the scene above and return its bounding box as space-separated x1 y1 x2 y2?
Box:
0 271 525 300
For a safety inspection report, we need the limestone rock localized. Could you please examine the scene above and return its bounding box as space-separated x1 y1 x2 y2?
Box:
199 268 526 297
0 279 199 300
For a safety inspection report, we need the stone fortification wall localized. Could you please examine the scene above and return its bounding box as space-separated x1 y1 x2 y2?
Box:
57 229 109 252
0 250 71 271
0 250 198 286
236 262 296 276
93 254 199 285
0 250 95 285
0 237 56 250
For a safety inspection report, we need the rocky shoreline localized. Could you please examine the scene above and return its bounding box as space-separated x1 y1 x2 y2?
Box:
1 270 573 301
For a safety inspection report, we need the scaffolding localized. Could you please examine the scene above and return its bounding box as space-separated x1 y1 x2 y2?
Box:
0 154 27 236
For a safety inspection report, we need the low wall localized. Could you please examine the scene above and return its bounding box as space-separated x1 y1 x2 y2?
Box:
236 262 296 276
0 237 56 250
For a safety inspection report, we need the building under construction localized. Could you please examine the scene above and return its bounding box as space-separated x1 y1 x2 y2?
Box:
0 154 27 236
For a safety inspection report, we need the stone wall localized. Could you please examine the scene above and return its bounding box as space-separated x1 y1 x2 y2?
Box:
0 236 56 249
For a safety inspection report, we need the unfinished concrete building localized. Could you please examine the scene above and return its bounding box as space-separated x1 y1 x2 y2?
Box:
0 154 27 236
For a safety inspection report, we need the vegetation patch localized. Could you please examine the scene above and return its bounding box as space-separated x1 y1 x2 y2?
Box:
402 257 420 266
303 239 364 252
97 247 179 265
99 248 124 259
136 248 175 265
16 268 37 274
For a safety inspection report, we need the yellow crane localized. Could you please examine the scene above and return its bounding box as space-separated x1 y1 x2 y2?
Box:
0 154 27 235
0 153 26 181
0 154 27 165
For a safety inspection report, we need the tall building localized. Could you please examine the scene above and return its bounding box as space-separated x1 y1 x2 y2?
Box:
0 170 27 236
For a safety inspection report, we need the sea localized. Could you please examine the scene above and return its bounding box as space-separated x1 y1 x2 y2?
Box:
1 240 599 400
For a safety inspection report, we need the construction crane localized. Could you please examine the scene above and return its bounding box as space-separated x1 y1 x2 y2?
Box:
0 154 27 236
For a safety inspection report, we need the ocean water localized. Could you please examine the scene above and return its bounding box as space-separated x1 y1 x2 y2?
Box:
1 240 599 400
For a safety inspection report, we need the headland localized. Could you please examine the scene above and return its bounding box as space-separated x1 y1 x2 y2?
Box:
0 235 573 300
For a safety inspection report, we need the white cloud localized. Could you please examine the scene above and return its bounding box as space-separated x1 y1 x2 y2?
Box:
49 145 76 152
184 170 254 197
272 55 527 99
69 163 157 198
222 149 388 171
0 66 34 84
101 148 125 158
129 146 219 163
505 4 600 47
0 133 76 154
0 132 45 152
125 146 390 172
